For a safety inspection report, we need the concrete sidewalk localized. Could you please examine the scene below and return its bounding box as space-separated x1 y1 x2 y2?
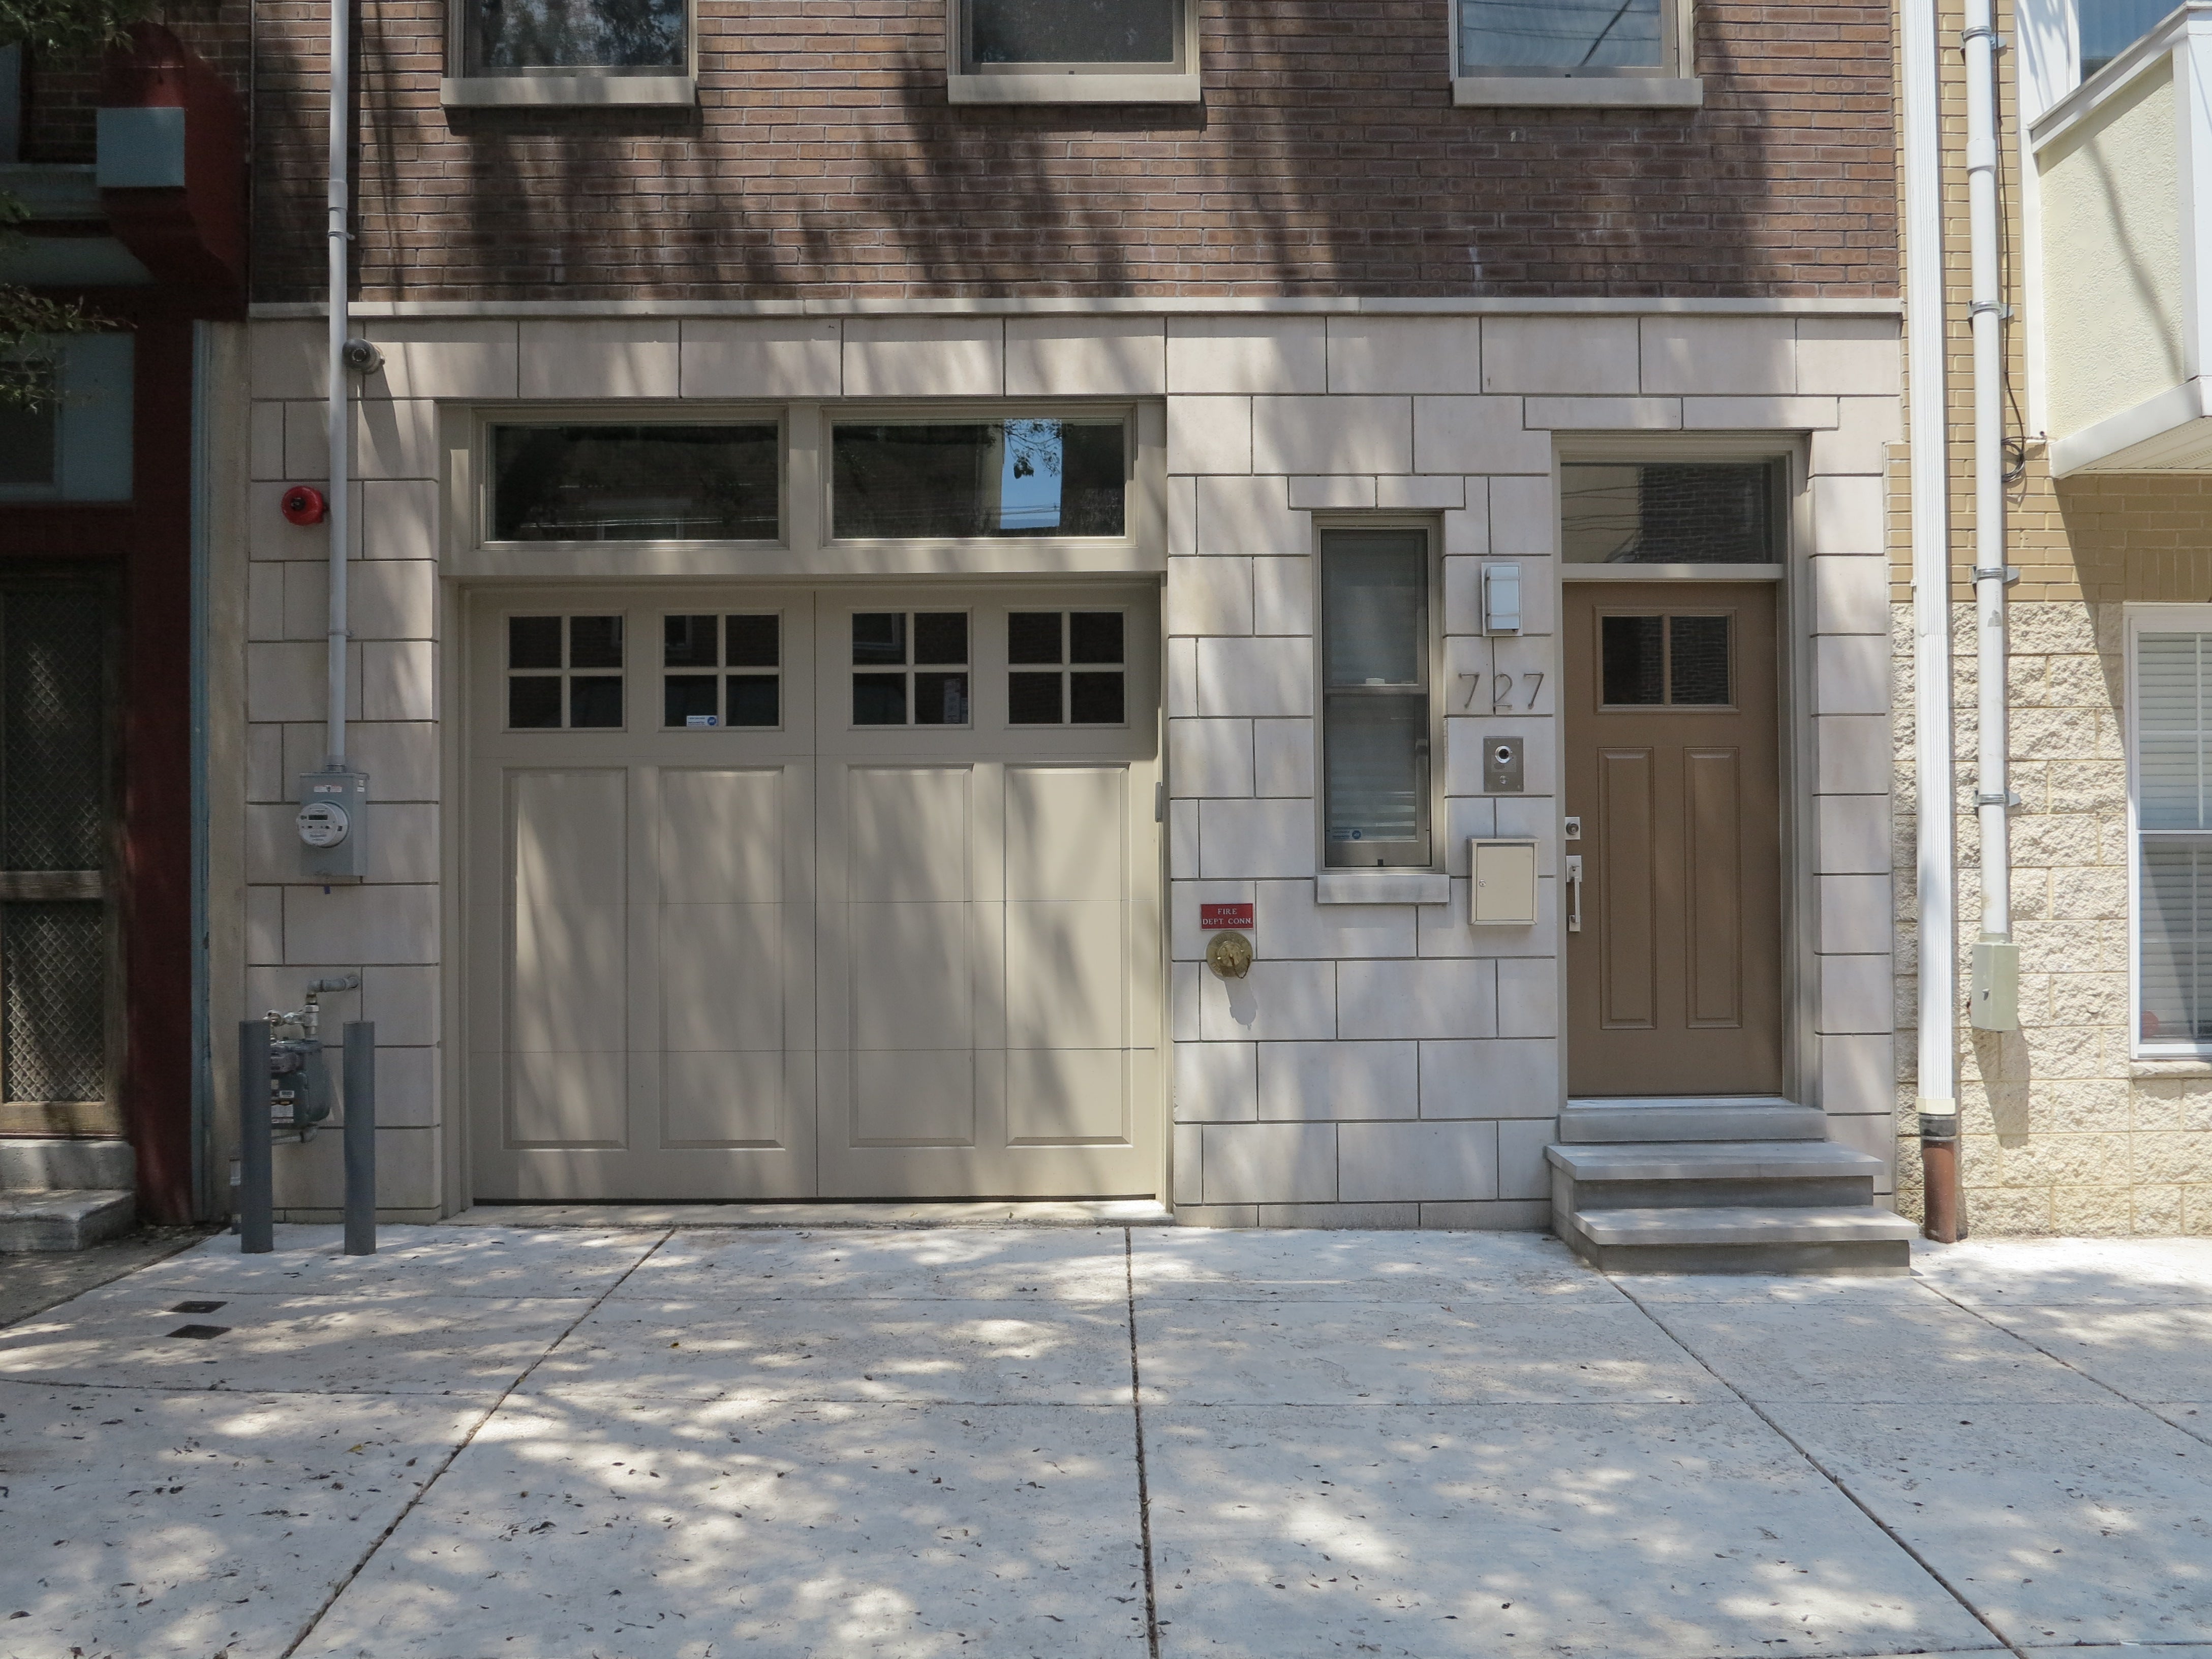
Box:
2 1226 2210 1658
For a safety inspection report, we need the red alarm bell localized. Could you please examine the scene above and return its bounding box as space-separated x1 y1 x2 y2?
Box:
281 485 327 526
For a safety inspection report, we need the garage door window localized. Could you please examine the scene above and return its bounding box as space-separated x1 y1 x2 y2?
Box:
1008 609 1126 725
853 611 970 726
489 424 779 543
508 614 624 728
664 612 780 728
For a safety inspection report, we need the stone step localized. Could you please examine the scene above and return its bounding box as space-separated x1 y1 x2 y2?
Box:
1547 1141 1886 1182
0 1138 134 1192
1560 1203 1916 1274
0 1190 135 1253
1558 1098 1828 1144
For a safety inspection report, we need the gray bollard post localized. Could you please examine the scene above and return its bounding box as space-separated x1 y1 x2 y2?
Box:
238 1020 272 1253
343 1022 376 1255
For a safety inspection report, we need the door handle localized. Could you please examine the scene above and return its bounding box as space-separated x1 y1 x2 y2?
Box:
1565 854 1583 934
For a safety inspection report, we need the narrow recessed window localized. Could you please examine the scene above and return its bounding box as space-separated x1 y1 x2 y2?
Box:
1320 529 1434 868
1458 0 1675 75
507 615 624 729
852 612 969 727
2136 631 2212 1047
0 364 58 488
1561 462 1784 564
1008 609 1126 726
467 0 685 75
662 613 780 729
832 420 1126 540
490 425 778 543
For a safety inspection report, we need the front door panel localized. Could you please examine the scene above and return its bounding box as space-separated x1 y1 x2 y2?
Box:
1565 582 1783 1096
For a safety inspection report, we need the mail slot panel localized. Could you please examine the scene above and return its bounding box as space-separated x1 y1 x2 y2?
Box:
1468 838 1539 927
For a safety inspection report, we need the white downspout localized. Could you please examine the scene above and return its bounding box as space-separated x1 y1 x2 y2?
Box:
1966 0 2020 1043
325 0 350 770
1903 0 1962 1237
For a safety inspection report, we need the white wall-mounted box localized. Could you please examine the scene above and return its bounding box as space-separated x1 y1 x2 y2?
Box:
1469 838 1539 926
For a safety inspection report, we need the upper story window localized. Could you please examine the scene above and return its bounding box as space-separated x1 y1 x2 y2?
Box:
948 0 1199 104
447 0 694 104
2078 0 2173 77
1453 0 1700 107
0 336 133 504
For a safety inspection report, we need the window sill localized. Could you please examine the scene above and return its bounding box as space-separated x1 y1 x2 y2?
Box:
441 75 697 108
1315 871 1451 906
947 71 1202 104
2130 1055 2212 1078
1452 75 1703 108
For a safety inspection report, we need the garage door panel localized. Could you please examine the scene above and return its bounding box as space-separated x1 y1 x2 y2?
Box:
851 900 972 1051
1007 767 1125 902
851 1049 976 1147
661 902 783 1053
1007 1048 1127 1145
663 1048 787 1147
507 1048 626 1147
660 769 784 903
1005 900 1126 1050
848 767 970 903
509 770 627 1055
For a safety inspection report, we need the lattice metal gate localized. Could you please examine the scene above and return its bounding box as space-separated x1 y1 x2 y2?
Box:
0 586 114 1136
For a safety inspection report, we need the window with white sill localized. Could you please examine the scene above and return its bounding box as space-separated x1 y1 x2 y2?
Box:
2133 621 2212 1050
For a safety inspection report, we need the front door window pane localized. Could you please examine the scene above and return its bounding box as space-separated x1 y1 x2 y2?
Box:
833 421 1126 539
1601 616 1664 705
1460 0 1662 71
971 0 1176 63
468 0 685 71
490 425 777 542
1668 616 1731 705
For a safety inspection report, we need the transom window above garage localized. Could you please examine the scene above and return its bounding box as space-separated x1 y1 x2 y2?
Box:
507 614 624 729
831 419 1127 541
663 613 780 729
1008 610 1127 725
489 423 780 544
853 611 971 726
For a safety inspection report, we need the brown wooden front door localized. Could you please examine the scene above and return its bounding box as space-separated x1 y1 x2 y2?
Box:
1563 582 1783 1097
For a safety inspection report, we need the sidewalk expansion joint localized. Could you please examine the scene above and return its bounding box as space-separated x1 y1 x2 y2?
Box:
1124 1227 1161 1659
276 1226 678 1659
1608 1274 2033 1659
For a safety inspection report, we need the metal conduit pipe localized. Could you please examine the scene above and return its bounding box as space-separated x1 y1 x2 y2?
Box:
324 0 351 770
1902 0 1961 1240
1965 0 2021 1059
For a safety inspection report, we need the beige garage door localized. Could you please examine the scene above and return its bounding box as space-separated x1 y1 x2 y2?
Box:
466 583 1162 1202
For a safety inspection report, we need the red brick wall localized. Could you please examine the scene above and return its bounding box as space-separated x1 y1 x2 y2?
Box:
243 0 1897 302
19 6 249 164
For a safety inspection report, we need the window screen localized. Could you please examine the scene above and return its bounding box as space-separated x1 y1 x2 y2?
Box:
1320 529 1433 868
2138 633 2212 1044
1459 0 1665 72
970 0 1177 64
467 0 685 72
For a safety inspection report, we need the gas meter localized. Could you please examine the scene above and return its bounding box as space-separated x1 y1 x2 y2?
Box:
263 975 357 1141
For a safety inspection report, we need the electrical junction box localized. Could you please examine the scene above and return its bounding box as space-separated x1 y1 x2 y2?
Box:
297 769 369 880
1970 939 2019 1031
1468 839 1539 926
1482 563 1522 635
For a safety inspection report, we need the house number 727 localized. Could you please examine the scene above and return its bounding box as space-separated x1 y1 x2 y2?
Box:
1459 672 1542 712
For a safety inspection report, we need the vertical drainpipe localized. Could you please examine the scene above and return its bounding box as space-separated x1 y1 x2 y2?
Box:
1965 0 2020 1062
190 320 213 1220
325 0 350 772
1902 0 1962 1238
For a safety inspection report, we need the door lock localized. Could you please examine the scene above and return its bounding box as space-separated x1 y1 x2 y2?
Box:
1565 854 1584 933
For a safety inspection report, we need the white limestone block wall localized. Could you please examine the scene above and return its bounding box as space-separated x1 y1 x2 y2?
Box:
1160 312 1905 1224
230 304 1900 1224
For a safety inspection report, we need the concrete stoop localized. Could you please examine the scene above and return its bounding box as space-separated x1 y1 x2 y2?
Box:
1549 1098 1916 1274
0 1139 136 1253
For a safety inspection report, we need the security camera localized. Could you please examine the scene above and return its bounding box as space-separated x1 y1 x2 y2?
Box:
341 338 385 376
